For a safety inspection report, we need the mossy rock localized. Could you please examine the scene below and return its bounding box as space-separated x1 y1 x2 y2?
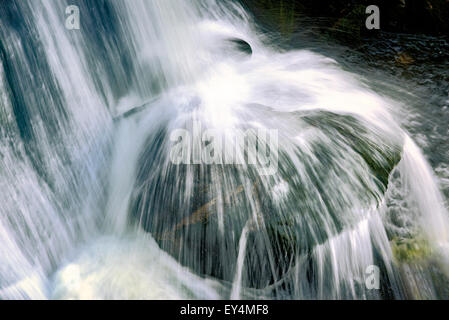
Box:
240 0 303 39
130 110 403 291
391 235 432 263
328 5 367 43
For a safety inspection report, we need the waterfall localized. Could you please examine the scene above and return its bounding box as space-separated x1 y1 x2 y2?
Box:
0 0 448 300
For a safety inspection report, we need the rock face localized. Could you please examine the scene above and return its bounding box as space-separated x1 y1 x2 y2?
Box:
128 110 403 297
241 0 449 39
226 38 253 56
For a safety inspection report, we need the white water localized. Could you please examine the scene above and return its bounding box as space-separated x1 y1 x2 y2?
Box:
0 0 448 299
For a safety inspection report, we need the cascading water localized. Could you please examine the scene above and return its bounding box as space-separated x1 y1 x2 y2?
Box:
0 0 448 300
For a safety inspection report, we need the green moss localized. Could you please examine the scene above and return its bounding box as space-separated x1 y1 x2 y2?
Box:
328 5 366 42
243 0 302 38
391 235 432 263
302 111 403 193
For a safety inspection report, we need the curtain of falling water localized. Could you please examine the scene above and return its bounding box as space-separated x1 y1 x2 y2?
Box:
0 0 113 298
0 0 448 300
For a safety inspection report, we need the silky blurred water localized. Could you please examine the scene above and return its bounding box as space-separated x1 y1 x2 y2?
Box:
0 0 448 299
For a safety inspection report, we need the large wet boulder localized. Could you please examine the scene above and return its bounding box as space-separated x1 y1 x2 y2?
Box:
128 109 402 296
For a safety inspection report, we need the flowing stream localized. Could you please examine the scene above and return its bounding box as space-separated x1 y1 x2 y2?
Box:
0 0 448 299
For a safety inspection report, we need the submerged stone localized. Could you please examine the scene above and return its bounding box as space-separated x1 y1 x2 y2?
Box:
226 38 253 56
129 109 403 295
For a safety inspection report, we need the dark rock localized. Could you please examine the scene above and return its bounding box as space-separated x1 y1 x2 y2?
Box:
129 110 402 294
241 0 449 38
226 38 253 56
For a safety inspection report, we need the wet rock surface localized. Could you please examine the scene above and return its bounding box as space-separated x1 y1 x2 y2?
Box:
241 0 449 37
129 111 402 295
241 0 449 197
237 0 449 298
